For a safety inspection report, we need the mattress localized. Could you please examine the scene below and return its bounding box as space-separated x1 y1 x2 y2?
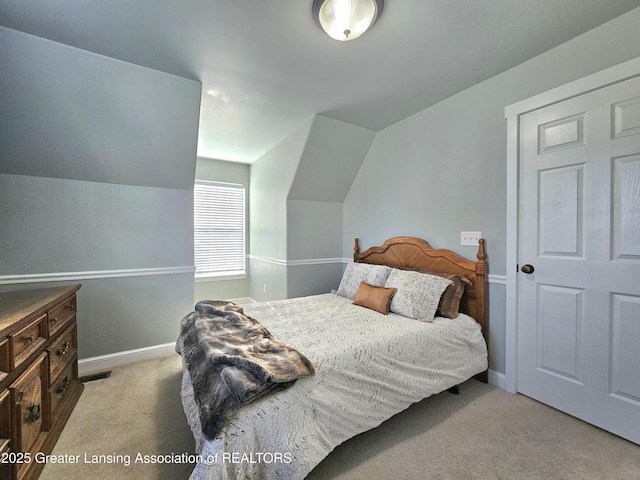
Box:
179 292 487 480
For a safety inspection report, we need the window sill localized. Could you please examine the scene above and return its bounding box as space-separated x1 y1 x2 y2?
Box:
195 273 247 283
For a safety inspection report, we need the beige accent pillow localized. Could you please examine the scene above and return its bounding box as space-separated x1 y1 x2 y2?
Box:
336 263 392 300
385 269 453 321
353 282 397 315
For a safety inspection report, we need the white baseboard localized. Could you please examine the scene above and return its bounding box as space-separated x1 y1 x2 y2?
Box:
488 369 507 390
78 342 177 377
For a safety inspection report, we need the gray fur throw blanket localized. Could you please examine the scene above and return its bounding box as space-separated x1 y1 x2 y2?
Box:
177 300 315 440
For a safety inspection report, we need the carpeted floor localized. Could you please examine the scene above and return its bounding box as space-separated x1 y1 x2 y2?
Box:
40 355 639 480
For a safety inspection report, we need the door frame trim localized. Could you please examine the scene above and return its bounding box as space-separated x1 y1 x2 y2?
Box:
504 56 640 394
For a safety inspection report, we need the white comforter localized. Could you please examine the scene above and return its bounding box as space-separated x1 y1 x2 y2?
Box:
180 292 487 480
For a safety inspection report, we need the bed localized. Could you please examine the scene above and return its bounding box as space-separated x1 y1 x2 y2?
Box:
177 236 489 480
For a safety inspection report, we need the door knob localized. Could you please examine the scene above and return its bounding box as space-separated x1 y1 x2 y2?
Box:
521 264 535 274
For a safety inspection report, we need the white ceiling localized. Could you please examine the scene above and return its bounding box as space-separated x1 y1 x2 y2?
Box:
1 0 639 163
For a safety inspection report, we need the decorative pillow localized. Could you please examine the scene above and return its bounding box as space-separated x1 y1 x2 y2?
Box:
411 270 471 318
353 282 397 315
384 269 453 321
336 263 392 300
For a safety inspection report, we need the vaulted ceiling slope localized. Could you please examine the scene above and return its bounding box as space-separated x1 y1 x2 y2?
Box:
1 0 640 163
0 27 201 189
288 116 375 203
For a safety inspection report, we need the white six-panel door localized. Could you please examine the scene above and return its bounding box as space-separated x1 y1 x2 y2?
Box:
517 75 640 444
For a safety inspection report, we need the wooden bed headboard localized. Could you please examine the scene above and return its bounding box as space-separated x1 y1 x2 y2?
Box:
354 236 488 382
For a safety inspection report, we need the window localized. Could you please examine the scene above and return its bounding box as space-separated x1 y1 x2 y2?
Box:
194 180 245 278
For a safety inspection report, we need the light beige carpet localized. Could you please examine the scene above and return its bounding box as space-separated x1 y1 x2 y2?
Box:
40 355 639 480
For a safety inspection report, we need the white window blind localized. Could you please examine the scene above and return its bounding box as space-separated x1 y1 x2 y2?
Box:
194 180 245 277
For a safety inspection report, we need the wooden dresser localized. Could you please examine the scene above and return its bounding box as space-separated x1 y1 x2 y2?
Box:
0 285 83 480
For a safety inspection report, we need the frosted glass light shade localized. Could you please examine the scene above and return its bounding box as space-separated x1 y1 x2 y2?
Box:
313 0 383 41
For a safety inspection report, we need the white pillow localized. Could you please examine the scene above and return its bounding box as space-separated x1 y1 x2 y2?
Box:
336 263 392 300
385 269 453 321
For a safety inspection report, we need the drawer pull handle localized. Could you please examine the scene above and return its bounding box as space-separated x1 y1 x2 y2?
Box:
57 342 70 356
29 403 41 422
28 334 36 343
50 317 58 324
56 376 71 394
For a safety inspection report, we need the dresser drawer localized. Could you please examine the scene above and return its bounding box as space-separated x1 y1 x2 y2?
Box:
10 353 48 479
48 360 77 416
47 324 78 384
0 389 10 452
47 295 77 337
0 391 10 480
0 339 8 382
9 315 46 371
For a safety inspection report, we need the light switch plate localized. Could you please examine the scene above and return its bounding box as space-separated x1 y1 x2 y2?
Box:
461 231 481 246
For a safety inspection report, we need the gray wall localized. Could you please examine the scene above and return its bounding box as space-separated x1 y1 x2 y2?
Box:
286 117 374 298
250 118 313 261
286 199 344 299
0 175 192 273
0 27 201 359
249 115 374 302
248 118 313 302
194 157 251 302
343 7 640 375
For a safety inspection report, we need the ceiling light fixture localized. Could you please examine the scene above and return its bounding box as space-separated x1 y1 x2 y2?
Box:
312 0 384 41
